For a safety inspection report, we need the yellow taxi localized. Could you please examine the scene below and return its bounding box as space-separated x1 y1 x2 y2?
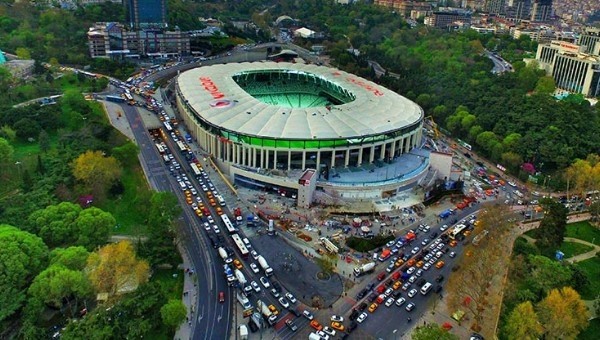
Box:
216 207 224 215
186 196 193 205
368 303 378 313
394 259 404 267
393 281 402 290
435 261 445 269
268 304 279 315
331 321 345 331
416 261 424 268
194 209 203 217
233 259 243 269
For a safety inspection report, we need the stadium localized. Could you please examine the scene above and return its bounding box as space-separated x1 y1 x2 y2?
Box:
175 62 429 200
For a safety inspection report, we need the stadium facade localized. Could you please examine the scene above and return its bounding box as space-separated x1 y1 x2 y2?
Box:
176 62 427 199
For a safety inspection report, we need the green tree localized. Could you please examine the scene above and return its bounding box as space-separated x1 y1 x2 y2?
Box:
13 118 41 140
75 207 115 250
411 323 459 340
0 125 17 141
50 246 90 271
140 191 182 267
160 299 187 330
27 264 93 317
0 137 14 173
112 141 140 167
28 202 82 247
535 76 556 94
534 198 568 252
504 301 543 340
38 129 50 153
537 287 589 339
0 224 49 322
16 47 32 59
526 255 573 297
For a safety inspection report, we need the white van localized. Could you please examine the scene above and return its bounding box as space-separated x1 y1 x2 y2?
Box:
216 195 226 206
420 282 432 295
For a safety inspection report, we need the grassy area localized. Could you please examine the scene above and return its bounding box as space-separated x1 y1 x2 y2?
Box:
574 256 600 300
578 318 600 340
559 241 595 258
567 221 600 245
98 164 150 235
153 267 185 300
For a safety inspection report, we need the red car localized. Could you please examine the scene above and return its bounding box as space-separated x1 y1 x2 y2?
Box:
218 291 225 303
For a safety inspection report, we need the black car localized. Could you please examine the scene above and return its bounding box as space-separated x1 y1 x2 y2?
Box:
247 319 259 333
348 321 358 332
392 290 403 298
384 279 393 287
357 302 368 311
416 278 427 287
288 307 301 317
430 232 438 238
272 281 282 293
368 294 378 302
434 285 443 293
436 275 444 283
349 310 359 321
356 289 368 299
365 283 375 291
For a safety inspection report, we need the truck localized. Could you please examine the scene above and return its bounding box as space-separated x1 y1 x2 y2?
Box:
236 292 252 310
223 265 236 285
219 247 232 264
320 237 339 254
234 208 243 225
238 325 248 340
257 255 274 276
235 269 247 286
353 262 376 276
378 249 391 262
404 232 416 243
256 299 274 325
268 219 274 235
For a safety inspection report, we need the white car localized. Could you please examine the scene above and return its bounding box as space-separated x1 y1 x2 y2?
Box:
322 326 336 337
251 281 261 292
251 250 259 260
411 247 420 254
415 269 423 277
357 312 368 323
203 222 211 231
406 267 416 274
508 181 517 187
316 331 330 339
207 216 214 223
384 288 394 297
278 297 290 309
408 289 418 298
330 315 344 322
449 252 456 258
440 224 448 231
408 276 416 283
385 297 395 307
250 263 260 273
405 302 416 312
213 225 220 234
423 263 432 271
260 276 270 288
285 292 297 304
303 310 314 320
395 297 406 306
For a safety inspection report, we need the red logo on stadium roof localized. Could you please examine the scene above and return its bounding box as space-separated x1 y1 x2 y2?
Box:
199 77 225 99
209 99 235 108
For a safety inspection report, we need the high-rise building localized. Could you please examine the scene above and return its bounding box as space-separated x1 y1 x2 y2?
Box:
530 0 552 22
126 0 167 29
484 0 505 15
577 27 600 55
505 0 531 21
535 40 600 97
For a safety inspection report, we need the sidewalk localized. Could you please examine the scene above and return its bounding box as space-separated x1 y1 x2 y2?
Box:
101 101 135 140
563 237 600 263
174 246 198 340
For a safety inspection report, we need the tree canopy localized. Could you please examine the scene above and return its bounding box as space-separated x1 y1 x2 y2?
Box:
411 323 459 340
537 287 589 339
71 150 122 199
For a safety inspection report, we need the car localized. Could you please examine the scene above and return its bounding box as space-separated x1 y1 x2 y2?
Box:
436 261 445 269
303 310 314 320
278 297 289 308
423 262 432 271
203 222 211 231
316 331 329 340
330 315 344 322
270 289 280 298
406 267 416 274
285 292 297 304
322 326 336 337
349 309 360 321
395 259 404 267
233 259 243 269
440 224 448 231
408 289 418 298
243 284 253 294
268 304 279 316
310 320 323 331
348 321 358 332
386 240 396 248
386 262 395 273
368 303 378 313
470 333 485 340
250 281 260 292
508 181 517 187
357 302 368 311
385 297 395 307
405 302 416 312
416 269 424 277
285 319 297 332
395 297 406 306
411 247 420 254
272 281 282 293
401 282 411 291
250 263 260 273
356 289 367 299
212 225 220 234
368 293 378 302
384 288 394 297
421 239 430 246
434 285 443 293
449 251 456 258
430 231 438 238
218 291 225 303
251 250 259 260
356 312 368 323
417 278 427 287
393 281 402 290
260 276 270 288
435 251 443 259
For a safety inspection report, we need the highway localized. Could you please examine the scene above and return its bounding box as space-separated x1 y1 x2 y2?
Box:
119 103 231 340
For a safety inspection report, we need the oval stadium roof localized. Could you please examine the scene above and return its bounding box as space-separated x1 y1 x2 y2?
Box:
177 62 423 140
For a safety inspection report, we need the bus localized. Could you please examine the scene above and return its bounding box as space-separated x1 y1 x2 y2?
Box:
449 224 468 240
164 121 173 132
231 234 249 259
123 92 135 105
155 143 166 154
177 141 189 153
190 162 202 178
221 214 237 234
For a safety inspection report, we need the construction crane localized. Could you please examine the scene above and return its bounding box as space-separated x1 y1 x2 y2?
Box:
424 116 440 140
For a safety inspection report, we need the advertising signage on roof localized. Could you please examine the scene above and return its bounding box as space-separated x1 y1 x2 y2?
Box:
199 77 225 99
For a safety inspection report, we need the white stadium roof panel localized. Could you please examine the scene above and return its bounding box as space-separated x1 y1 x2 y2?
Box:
177 62 422 140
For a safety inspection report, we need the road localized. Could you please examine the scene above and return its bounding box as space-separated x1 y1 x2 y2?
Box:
484 50 512 74
119 104 231 340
